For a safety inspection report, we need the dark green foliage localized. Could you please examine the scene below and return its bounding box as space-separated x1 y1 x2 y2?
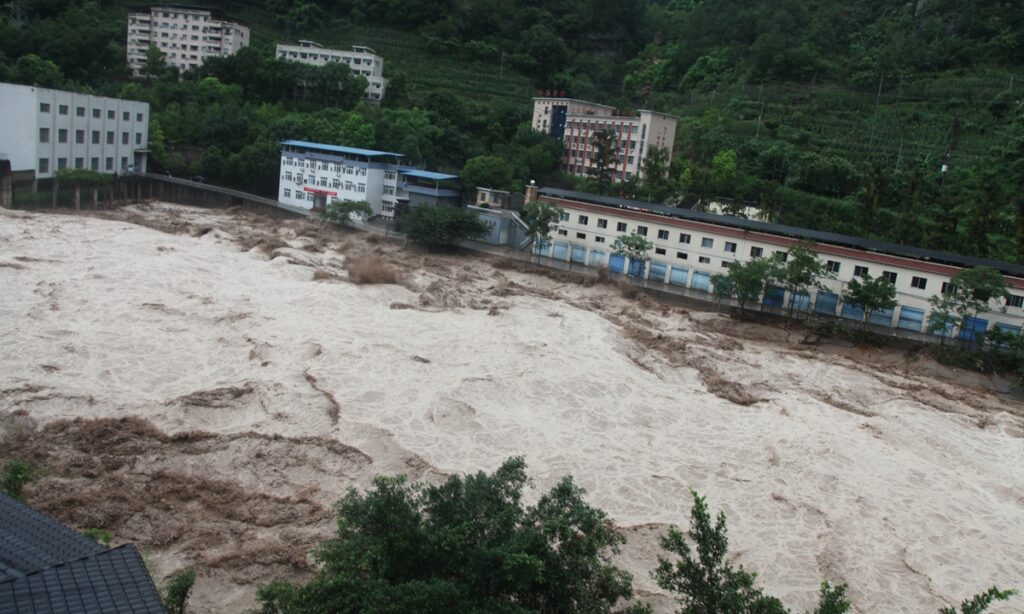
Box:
812 582 851 614
842 273 898 327
321 200 373 226
612 233 654 275
81 528 113 546
403 205 490 248
460 155 515 193
254 457 642 614
163 569 197 614
523 200 564 251
938 587 1016 614
1 459 41 501
711 257 775 311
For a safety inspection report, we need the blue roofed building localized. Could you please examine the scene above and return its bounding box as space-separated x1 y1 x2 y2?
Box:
278 140 460 218
0 492 165 613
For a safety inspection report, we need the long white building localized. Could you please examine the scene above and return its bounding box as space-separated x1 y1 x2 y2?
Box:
127 6 249 76
531 186 1024 338
275 41 388 103
0 82 149 179
532 97 677 182
278 140 459 218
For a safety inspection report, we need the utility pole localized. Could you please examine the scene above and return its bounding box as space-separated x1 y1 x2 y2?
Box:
755 80 766 138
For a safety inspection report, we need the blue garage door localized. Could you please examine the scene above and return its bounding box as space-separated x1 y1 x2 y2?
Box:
648 261 667 283
869 307 895 327
763 285 785 308
628 259 646 278
959 316 988 341
534 240 551 257
841 302 864 321
790 291 811 312
814 292 839 316
609 254 626 273
590 250 607 267
692 271 711 291
896 306 925 331
570 245 587 264
669 267 689 287
552 242 569 261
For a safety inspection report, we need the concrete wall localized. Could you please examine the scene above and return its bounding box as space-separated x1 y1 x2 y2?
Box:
0 84 38 175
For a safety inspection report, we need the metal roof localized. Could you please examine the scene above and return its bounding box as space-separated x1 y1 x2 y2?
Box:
0 494 165 613
281 140 404 158
400 169 458 181
539 187 1024 278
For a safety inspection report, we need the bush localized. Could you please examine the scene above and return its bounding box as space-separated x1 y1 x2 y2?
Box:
403 205 490 248
163 569 197 614
1 459 41 500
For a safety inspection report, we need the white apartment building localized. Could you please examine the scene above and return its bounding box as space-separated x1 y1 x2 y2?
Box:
533 187 1024 338
275 41 388 102
532 97 677 182
278 140 459 218
127 6 249 76
0 82 149 179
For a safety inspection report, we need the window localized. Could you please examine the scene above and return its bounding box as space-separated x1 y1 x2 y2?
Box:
911 276 927 290
701 237 714 248
58 104 68 115
283 188 291 198
57 158 67 170
39 103 50 113
854 265 869 278
122 132 129 145
39 128 50 143
826 260 840 274
105 157 113 170
1008 295 1024 308
120 156 127 170
774 251 788 262
595 236 605 243
882 271 897 284
74 157 83 169
90 157 99 170
76 106 85 117
123 111 130 121
559 211 570 222
137 113 144 122
657 229 669 240
597 219 607 229
107 110 115 119
750 246 763 257
557 229 568 236
576 232 586 239
92 109 100 118
637 226 648 236
57 129 67 143
578 215 589 225
91 130 100 144
679 233 691 244
38 158 49 173
724 241 737 253
136 133 142 145
106 131 114 144
614 222 626 232
721 261 731 268
698 256 711 264
655 247 666 255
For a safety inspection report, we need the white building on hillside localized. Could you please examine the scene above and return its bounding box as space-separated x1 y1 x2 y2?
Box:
0 81 149 180
278 140 459 217
275 41 388 102
532 97 677 183
127 6 249 76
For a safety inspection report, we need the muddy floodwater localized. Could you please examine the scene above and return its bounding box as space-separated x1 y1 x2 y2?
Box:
1 204 1022 613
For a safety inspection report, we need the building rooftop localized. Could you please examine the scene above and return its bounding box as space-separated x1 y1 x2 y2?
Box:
281 140 404 159
0 493 165 613
532 96 617 110
539 187 1024 279
400 169 458 181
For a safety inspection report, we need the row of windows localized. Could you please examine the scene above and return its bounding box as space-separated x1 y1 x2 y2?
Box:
282 157 370 176
38 156 129 173
40 128 143 146
40 104 144 123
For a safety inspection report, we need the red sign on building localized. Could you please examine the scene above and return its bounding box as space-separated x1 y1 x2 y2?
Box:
303 187 338 196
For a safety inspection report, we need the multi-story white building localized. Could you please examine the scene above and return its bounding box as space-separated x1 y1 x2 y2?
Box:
278 140 459 218
0 82 149 180
531 186 1024 338
127 6 249 76
275 41 388 103
532 97 677 182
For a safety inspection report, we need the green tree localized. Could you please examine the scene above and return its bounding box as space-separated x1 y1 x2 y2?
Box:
163 569 196 614
55 168 112 209
404 205 490 248
1 459 41 501
593 129 618 194
255 458 644 614
772 244 830 322
709 149 738 195
711 257 774 312
142 45 167 81
938 587 1016 614
523 200 564 261
927 266 1010 341
612 232 654 277
812 582 851 614
640 146 672 202
841 273 897 328
322 200 373 227
460 155 515 194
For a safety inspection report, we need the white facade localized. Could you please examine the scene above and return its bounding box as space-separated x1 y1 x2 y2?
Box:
275 41 388 102
0 82 149 179
536 188 1024 337
278 140 460 218
532 97 677 182
127 7 250 76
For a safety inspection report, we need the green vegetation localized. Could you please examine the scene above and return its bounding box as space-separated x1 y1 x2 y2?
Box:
403 205 489 248
612 233 654 277
163 568 197 614
81 528 113 546
321 199 373 227
710 257 774 311
1 459 41 501
522 200 565 260
842 273 898 329
254 457 645 614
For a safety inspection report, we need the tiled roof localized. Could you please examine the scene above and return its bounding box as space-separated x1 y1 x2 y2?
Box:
0 494 165 614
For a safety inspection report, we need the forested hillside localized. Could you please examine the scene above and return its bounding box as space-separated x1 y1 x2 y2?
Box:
2 0 1024 262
